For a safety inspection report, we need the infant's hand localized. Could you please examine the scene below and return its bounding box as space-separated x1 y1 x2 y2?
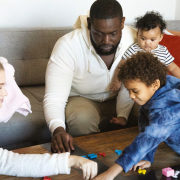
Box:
68 155 97 180
110 117 127 125
110 81 121 93
130 160 151 171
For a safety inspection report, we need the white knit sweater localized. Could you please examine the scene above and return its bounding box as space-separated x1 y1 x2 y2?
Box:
0 148 70 177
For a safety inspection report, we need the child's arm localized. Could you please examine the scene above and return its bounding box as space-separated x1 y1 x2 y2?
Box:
96 107 176 179
92 160 151 180
92 163 123 180
130 160 151 171
167 62 180 79
110 59 125 93
0 148 97 179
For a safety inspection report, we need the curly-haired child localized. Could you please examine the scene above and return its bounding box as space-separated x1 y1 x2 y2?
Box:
93 51 180 180
110 11 180 93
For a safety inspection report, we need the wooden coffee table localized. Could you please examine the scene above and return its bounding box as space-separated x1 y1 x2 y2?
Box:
0 126 180 180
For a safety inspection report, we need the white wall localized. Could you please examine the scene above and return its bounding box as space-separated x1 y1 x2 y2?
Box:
121 0 176 23
175 0 180 19
0 0 177 28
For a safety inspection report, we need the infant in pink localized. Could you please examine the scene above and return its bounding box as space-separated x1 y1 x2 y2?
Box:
0 57 32 122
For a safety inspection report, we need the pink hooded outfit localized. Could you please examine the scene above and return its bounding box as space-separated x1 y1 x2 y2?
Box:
0 57 32 122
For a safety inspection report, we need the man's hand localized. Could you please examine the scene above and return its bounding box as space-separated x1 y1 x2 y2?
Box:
68 156 97 180
110 117 127 125
130 160 151 171
51 127 74 153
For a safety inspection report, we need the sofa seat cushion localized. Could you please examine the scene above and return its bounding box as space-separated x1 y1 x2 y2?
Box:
0 85 51 150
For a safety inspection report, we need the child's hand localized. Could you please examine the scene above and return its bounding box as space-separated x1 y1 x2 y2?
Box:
110 81 121 93
130 160 151 171
68 155 97 180
110 117 127 125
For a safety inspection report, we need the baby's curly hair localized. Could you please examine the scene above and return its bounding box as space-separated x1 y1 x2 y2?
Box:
135 11 166 33
118 51 167 88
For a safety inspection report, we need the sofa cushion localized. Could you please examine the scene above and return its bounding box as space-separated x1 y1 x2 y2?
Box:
0 29 73 86
21 85 45 102
0 85 51 150
11 58 48 86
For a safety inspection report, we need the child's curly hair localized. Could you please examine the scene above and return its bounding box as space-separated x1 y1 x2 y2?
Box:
135 11 166 33
118 51 167 88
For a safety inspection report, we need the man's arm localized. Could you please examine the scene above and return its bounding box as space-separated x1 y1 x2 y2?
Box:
44 37 75 153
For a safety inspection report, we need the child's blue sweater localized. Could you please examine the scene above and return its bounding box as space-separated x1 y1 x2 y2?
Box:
116 75 180 172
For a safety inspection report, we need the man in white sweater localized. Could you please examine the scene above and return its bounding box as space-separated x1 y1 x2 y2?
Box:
44 0 137 153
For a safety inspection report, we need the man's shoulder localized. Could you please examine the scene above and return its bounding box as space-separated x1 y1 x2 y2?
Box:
121 25 138 48
123 25 137 34
57 28 83 44
51 29 83 56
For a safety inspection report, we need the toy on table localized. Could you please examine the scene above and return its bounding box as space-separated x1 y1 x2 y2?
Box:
115 150 122 155
87 153 97 160
43 176 51 180
81 155 88 159
162 167 174 177
98 152 106 157
138 168 146 175
81 155 86 158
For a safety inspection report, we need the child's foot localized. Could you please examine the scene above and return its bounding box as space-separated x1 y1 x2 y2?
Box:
110 81 121 93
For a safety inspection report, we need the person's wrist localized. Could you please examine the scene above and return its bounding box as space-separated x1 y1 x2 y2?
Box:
53 126 65 136
68 155 75 168
107 163 123 178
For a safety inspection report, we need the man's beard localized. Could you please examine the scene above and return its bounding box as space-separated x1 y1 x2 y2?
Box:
90 34 120 56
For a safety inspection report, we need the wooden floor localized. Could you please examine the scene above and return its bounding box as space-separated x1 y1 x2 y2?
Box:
0 126 180 179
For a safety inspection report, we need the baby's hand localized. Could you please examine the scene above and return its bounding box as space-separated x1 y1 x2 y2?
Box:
130 160 151 171
68 155 97 180
110 81 121 93
110 117 127 125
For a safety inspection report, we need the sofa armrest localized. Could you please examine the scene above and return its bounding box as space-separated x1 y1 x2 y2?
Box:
167 29 180 36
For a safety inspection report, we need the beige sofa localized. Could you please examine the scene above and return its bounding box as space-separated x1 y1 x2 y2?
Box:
0 21 179 150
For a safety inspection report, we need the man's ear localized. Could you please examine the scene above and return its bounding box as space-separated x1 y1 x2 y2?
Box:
152 79 160 91
87 17 91 30
121 17 125 30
